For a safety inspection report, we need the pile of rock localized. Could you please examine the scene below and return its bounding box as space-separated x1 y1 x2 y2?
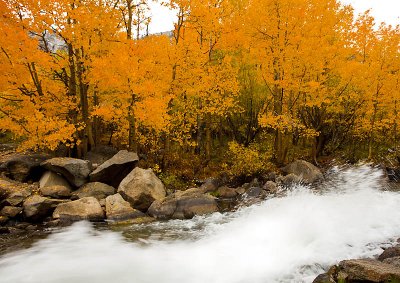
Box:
0 149 323 229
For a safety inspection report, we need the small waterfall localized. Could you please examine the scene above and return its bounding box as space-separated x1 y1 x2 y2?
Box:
1 165 400 283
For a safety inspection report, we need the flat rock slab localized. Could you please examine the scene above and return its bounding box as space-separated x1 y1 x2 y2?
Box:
72 182 115 200
40 185 72 199
53 197 104 221
118 167 166 212
23 195 64 221
41 158 92 187
338 259 400 282
89 150 139 188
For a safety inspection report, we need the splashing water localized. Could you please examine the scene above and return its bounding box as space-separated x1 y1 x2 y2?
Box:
1 165 400 283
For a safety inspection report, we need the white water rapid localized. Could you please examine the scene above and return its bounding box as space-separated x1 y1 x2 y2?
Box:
1 165 400 283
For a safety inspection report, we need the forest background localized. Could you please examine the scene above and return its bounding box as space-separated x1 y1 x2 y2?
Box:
1 0 400 188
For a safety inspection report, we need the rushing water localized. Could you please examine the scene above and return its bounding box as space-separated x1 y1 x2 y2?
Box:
1 165 400 283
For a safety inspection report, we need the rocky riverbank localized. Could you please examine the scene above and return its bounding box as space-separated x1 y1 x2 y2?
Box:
0 147 324 231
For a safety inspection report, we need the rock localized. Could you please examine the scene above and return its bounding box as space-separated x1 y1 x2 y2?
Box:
281 160 323 184
244 187 264 198
0 216 9 225
118 167 166 212
378 246 400 261
263 181 278 193
86 146 119 168
276 173 303 186
39 171 72 190
89 150 139 188
199 178 220 193
40 185 72 199
215 186 237 198
72 182 115 200
148 193 218 220
235 187 246 195
53 197 104 221
0 153 49 182
0 179 32 203
23 195 64 221
337 259 400 282
1 206 22 217
3 186 32 206
41 158 92 187
312 273 335 283
383 256 400 267
105 193 145 221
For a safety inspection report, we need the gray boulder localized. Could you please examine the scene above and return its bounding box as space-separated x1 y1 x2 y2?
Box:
276 173 303 186
105 193 145 221
263 181 278 193
53 197 104 221
39 171 72 190
40 185 72 199
71 182 115 200
118 167 166 211
41 158 92 187
0 153 49 182
86 146 119 168
378 246 400 261
89 150 139 188
23 195 63 221
148 192 218 220
281 160 323 184
215 186 237 198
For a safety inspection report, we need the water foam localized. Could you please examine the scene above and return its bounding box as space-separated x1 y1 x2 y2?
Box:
1 165 400 283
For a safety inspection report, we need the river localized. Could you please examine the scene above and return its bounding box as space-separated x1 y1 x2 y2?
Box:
0 165 400 283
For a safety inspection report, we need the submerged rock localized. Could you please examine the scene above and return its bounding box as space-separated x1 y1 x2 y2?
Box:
281 160 323 184
118 167 166 212
41 158 92 187
53 197 104 221
89 150 139 188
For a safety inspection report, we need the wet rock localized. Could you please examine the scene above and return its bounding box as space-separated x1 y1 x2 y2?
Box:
89 150 139 188
118 167 166 212
244 187 264 198
263 181 278 194
1 206 22 218
337 259 400 282
312 273 335 283
148 193 218 220
215 186 237 198
41 158 92 187
105 193 145 221
23 195 63 221
382 256 400 267
0 153 49 182
378 246 400 261
235 187 246 195
71 182 115 200
40 185 72 199
53 197 104 221
276 173 303 186
281 160 323 184
39 171 72 190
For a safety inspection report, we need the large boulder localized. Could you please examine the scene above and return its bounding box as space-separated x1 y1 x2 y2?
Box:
53 197 104 221
148 192 218 220
89 150 139 188
85 146 119 168
39 171 72 190
118 167 166 211
105 193 145 221
0 153 49 182
41 158 92 187
1 206 22 218
1 184 33 207
71 182 115 200
40 185 72 199
336 259 400 282
281 160 323 184
23 195 63 221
